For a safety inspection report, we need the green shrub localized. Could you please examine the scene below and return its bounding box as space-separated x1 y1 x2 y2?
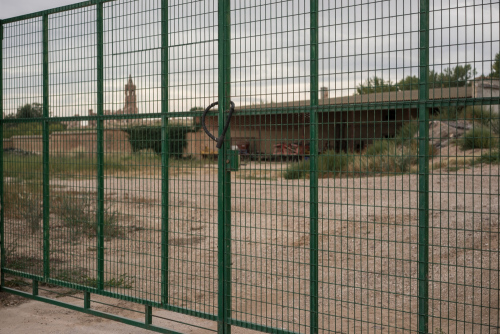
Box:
461 106 500 134
3 122 67 139
458 126 499 150
475 150 500 164
364 142 418 173
55 194 123 240
433 106 464 120
124 125 195 158
366 121 419 156
53 268 133 289
365 140 393 156
394 121 420 144
318 151 351 175
18 192 43 234
394 153 418 173
284 152 350 180
283 160 310 180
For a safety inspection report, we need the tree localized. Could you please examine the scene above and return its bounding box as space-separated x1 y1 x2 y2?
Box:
356 76 398 95
396 65 477 92
441 64 476 87
16 103 43 119
397 75 419 91
491 53 500 78
3 113 17 128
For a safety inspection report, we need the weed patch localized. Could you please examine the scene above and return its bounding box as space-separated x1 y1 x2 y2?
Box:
54 193 124 240
51 267 133 289
284 152 350 179
463 106 500 134
4 253 44 275
84 274 134 289
18 192 43 234
458 126 499 150
474 151 500 164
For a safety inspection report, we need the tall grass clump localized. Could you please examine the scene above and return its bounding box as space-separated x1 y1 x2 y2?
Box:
463 106 500 134
364 140 393 156
365 121 419 155
55 194 123 240
283 152 350 179
284 119 433 180
283 160 310 180
366 141 419 173
475 150 500 164
458 126 499 150
18 192 43 234
394 121 420 144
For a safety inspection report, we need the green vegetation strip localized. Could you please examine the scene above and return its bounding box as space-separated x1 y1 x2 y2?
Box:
3 154 158 179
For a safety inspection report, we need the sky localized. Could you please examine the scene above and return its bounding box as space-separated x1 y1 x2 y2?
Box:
0 0 83 19
1 0 499 117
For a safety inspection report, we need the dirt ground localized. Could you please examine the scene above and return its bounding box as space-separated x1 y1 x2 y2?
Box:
1 160 499 333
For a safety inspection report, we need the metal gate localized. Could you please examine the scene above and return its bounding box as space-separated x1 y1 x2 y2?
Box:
1 0 499 333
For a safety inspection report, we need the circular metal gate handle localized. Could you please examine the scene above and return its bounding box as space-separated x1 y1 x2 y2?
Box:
201 101 236 149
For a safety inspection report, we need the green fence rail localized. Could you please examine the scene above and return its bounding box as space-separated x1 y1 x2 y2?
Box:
1 0 499 333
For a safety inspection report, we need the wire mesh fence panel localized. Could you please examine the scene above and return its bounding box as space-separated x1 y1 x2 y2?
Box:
228 2 312 333
47 6 98 291
166 0 220 317
101 0 164 304
1 0 499 333
427 1 500 333
2 18 45 279
316 2 422 332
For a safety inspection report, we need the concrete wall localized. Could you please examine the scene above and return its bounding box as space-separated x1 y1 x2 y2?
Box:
3 130 132 155
473 79 500 113
3 138 13 150
9 135 44 153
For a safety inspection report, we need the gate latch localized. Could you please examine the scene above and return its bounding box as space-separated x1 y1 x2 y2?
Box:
226 150 240 171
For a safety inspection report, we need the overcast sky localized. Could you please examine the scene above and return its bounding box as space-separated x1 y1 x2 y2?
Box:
1 0 499 117
0 0 83 19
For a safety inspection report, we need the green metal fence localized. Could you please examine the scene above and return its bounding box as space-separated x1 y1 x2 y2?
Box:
1 0 499 333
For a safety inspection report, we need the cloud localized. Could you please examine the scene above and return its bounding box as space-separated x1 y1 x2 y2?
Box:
2 0 499 117
0 0 83 20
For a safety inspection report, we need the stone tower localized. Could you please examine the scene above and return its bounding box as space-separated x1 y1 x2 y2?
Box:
320 86 329 101
123 74 138 114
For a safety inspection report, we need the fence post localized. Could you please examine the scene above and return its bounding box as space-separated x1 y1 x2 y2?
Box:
160 0 169 306
217 0 231 333
309 1 319 333
418 0 430 333
42 13 50 280
0 21 4 289
96 1 105 291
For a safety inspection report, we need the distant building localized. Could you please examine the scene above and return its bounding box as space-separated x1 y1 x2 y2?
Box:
123 75 139 115
189 86 478 156
472 77 499 113
61 114 81 129
320 87 329 101
88 75 139 127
